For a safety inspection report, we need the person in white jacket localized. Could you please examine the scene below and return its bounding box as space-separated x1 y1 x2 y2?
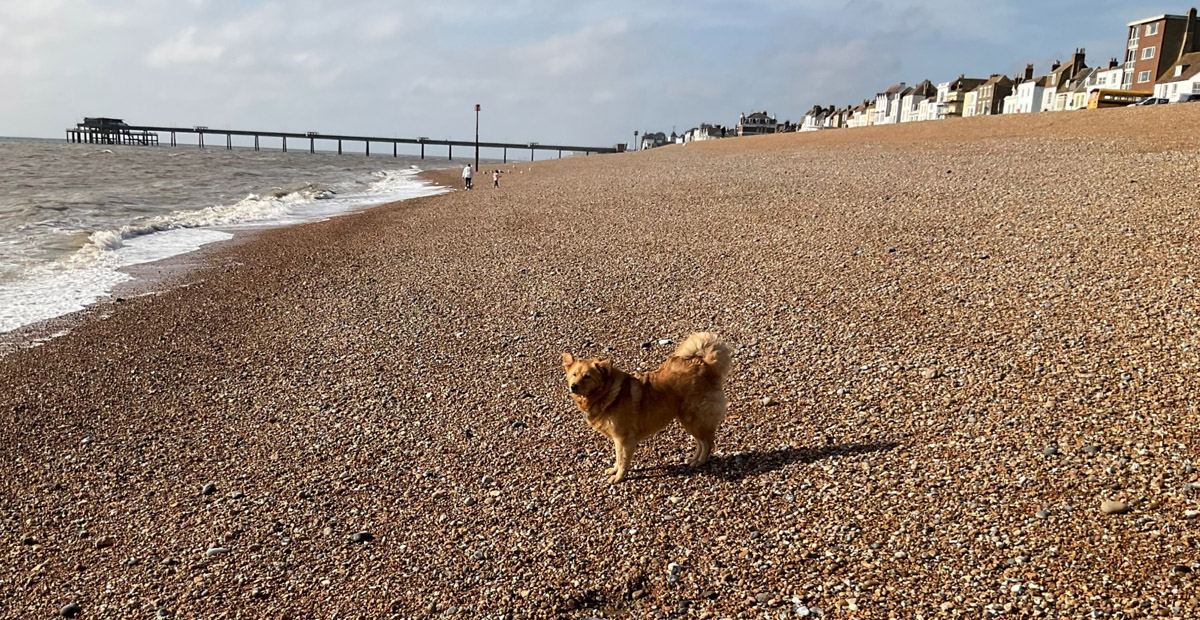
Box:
462 165 473 190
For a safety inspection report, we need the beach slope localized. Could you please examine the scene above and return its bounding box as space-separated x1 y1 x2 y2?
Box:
3 106 1200 618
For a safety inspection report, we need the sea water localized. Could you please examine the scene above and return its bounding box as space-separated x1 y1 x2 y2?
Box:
0 137 454 333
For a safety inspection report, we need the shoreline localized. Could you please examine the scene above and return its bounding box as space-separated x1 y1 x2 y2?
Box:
0 167 462 357
3 106 1200 618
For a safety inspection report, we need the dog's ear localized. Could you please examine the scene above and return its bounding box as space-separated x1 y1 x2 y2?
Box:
595 358 613 375
561 352 575 369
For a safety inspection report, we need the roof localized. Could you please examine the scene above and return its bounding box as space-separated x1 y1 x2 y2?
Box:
949 76 988 91
1127 14 1189 26
981 74 1014 89
1159 52 1200 84
883 82 907 95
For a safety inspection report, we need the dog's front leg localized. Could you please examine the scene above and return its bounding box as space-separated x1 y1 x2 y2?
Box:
605 441 619 476
610 437 636 484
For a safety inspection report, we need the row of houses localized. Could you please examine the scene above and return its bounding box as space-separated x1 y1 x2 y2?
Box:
639 6 1199 149
799 8 1200 131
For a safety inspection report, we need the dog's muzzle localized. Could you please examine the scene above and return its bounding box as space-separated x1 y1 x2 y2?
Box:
569 383 580 394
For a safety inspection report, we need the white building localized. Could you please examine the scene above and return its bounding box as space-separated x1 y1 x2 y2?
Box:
1155 52 1200 100
874 83 907 125
899 80 936 123
1012 74 1049 113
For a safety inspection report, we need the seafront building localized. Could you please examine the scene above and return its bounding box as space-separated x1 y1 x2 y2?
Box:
688 5 1196 140
1123 8 1199 89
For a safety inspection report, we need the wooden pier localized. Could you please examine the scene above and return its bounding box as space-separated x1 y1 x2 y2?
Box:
67 118 159 146
66 118 622 161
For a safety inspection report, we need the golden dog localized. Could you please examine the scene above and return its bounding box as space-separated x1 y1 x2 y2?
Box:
562 332 731 483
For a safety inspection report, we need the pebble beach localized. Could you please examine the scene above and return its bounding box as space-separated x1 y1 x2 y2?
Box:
3 105 1200 619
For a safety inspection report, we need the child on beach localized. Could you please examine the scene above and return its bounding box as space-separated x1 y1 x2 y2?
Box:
462 165 473 190
492 169 500 189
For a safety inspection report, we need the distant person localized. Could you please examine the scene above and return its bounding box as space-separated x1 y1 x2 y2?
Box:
462 165 473 190
493 169 500 189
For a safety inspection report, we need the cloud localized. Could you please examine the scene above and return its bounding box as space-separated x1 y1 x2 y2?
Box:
145 27 224 68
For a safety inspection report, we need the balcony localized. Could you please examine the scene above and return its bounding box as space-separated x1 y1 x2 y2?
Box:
1128 38 1139 50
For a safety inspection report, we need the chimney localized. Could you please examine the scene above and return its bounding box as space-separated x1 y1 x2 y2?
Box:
1180 8 1197 60
1074 48 1086 71
1024 63 1035 80
1109 57 1119 69
1051 60 1062 72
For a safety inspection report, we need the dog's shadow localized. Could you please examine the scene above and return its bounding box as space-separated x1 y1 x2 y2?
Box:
632 442 900 483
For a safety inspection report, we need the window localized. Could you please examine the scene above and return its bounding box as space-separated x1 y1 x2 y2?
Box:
1139 70 1152 83
1127 50 1136 62
1146 23 1159 36
1142 47 1155 60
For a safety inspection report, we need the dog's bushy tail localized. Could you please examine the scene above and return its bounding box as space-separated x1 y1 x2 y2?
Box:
673 332 731 379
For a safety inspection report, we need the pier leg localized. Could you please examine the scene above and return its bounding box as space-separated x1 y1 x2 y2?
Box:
254 135 259 151
503 147 507 163
393 142 397 157
420 144 424 159
558 149 562 158
365 142 369 157
530 148 534 161
310 138 314 154
282 137 287 153
227 134 232 150
449 145 452 161
199 133 204 148
171 131 176 147
338 140 342 155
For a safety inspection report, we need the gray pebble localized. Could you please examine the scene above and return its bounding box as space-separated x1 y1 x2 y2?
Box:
1043 446 1059 456
351 531 374 543
1083 445 1100 454
1036 510 1051 519
60 602 81 618
205 547 230 557
755 593 770 603
201 482 217 496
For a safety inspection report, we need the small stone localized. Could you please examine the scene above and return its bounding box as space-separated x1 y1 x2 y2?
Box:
1100 500 1129 515
80 437 91 445
755 593 770 604
1171 565 1192 574
667 562 681 575
157 608 172 618
60 602 82 618
201 483 217 496
94 536 115 549
641 341 652 349
1184 510 1200 519
1043 446 1059 456
657 339 672 345
350 532 374 543
1186 462 1195 474
749 530 761 540
470 549 486 561
480 475 495 486
21 536 36 546
1035 510 1052 519
760 397 777 406
464 497 476 506
205 547 230 557
1083 445 1100 454
919 368 938 379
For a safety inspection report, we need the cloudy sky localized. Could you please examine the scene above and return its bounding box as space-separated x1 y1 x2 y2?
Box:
0 0 1181 147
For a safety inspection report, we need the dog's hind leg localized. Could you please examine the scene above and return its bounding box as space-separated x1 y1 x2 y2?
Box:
682 395 726 467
